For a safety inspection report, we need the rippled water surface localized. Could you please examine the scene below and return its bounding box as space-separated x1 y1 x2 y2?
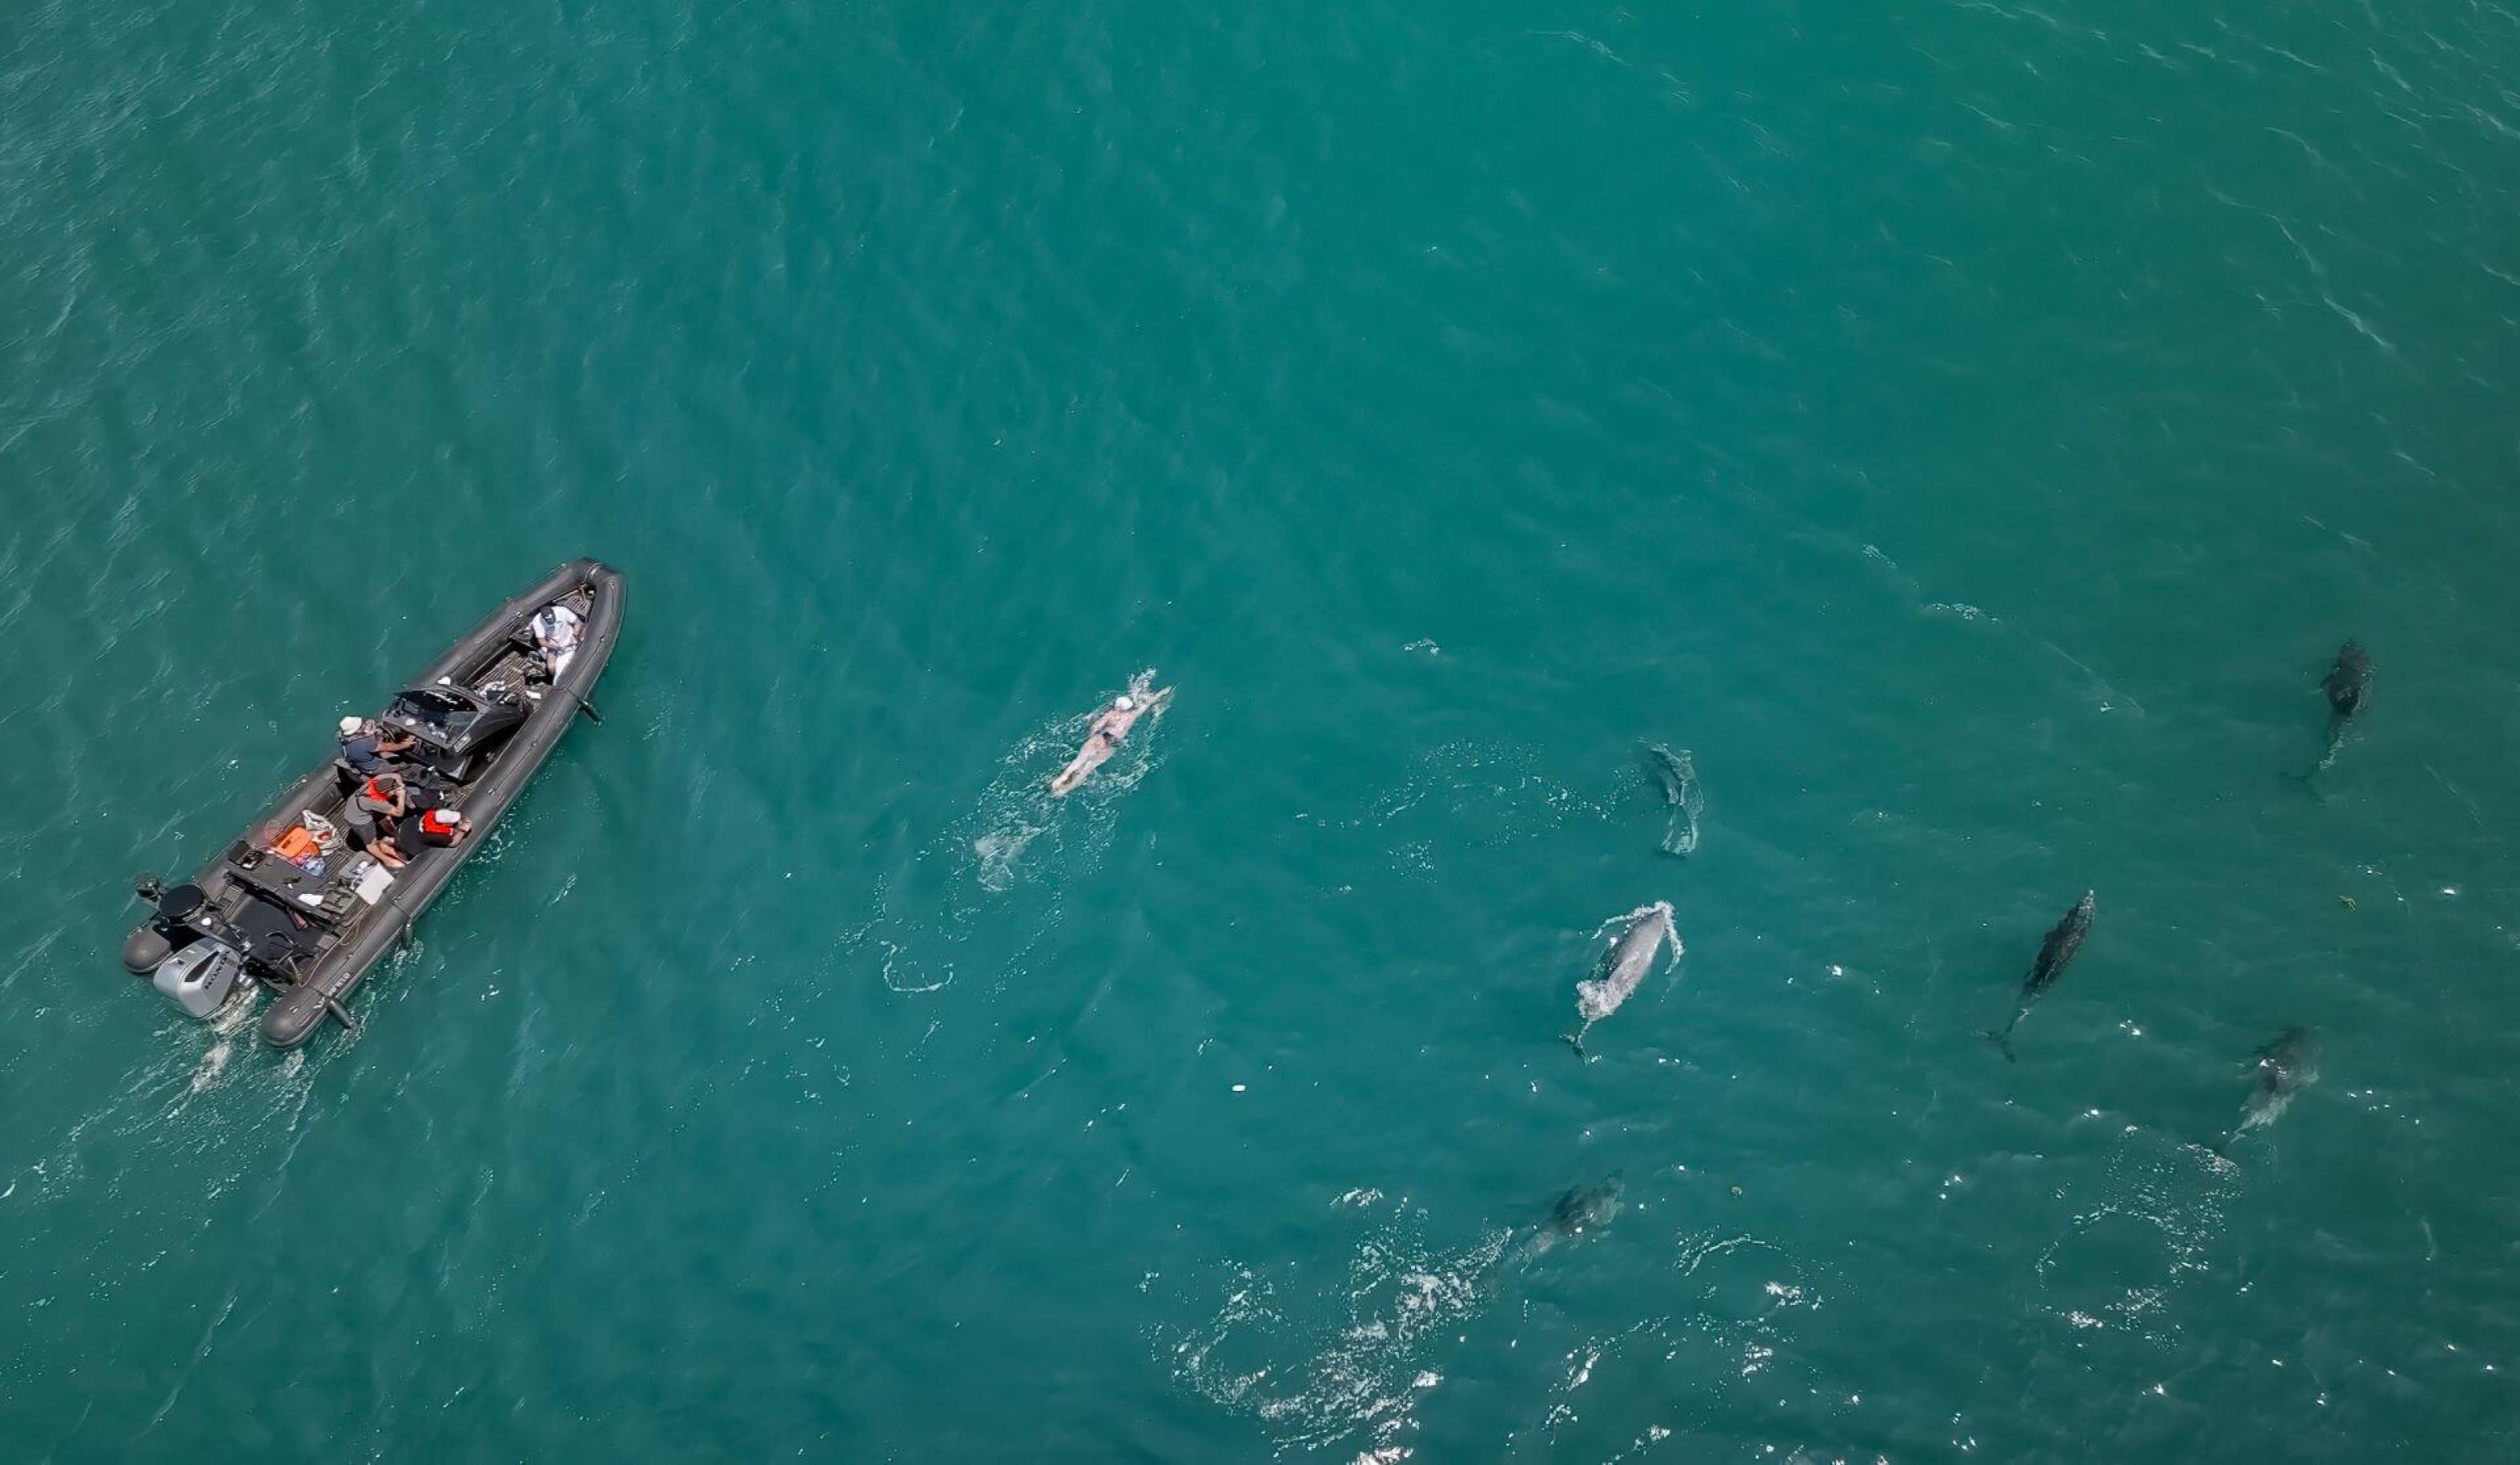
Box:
6 1 2520 1458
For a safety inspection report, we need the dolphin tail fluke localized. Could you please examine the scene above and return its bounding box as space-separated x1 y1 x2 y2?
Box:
1561 1032 1586 1060
1985 1026 2018 1063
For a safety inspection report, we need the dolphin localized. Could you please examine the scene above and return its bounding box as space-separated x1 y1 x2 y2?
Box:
1987 891 2095 1061
2305 641 2372 779
1641 744 1705 857
2222 1026 2317 1150
1564 902 1680 1058
1515 1173 1626 1261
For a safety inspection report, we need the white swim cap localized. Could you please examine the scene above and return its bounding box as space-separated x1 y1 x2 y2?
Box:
340 716 364 735
1114 694 1135 710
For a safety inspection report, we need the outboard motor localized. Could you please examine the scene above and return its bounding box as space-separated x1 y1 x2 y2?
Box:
152 936 245 1018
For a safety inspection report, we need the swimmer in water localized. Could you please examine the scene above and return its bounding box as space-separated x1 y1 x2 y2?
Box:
1050 674 1172 796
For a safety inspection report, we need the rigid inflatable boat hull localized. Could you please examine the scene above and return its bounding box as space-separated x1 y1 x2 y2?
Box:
257 558 623 1047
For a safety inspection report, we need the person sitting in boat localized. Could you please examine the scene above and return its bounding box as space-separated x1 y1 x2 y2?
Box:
345 773 412 869
529 602 585 681
415 805 472 848
337 715 416 777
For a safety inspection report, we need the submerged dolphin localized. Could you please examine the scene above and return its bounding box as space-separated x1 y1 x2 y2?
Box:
1987 891 2095 1061
2222 1026 2317 1150
1516 1173 1626 1261
1641 744 1705 857
1564 902 1680 1058
2305 641 2372 779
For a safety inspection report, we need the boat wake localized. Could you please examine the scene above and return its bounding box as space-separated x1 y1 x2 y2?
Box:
183 989 263 1095
4 996 330 1276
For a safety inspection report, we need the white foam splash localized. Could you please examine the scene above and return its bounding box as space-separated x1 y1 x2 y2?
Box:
188 1040 232 1094
1165 1200 1511 1459
868 930 949 995
2036 1137 2239 1342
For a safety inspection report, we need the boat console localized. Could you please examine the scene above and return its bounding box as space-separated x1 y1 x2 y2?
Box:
385 684 526 779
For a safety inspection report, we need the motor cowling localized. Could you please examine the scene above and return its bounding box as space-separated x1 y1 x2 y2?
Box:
152 938 243 1020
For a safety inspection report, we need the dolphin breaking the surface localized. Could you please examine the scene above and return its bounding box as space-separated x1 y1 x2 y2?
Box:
2306 641 2373 779
1641 744 1705 857
2223 1026 2317 1150
1564 902 1680 1058
1514 1173 1626 1262
1987 891 2095 1062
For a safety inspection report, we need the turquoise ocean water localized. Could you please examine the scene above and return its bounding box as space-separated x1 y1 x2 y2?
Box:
6 1 2520 1458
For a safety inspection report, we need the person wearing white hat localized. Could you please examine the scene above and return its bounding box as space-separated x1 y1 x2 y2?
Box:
1049 672 1174 796
338 714 416 777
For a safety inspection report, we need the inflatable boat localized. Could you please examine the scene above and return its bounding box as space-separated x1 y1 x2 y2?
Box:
121 558 623 1047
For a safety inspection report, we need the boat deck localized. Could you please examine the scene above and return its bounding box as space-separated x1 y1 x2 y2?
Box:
200 610 588 980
